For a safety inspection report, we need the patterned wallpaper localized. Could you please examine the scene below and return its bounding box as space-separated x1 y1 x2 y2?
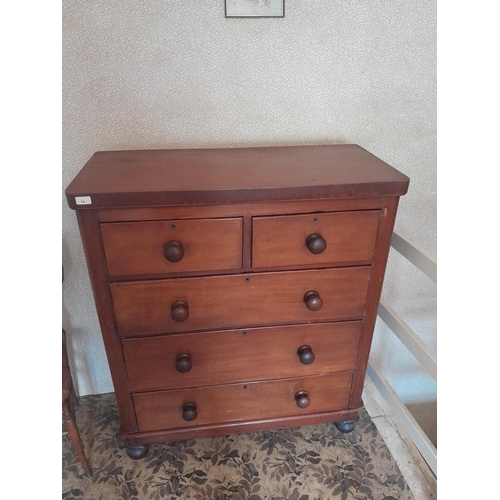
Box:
62 0 436 424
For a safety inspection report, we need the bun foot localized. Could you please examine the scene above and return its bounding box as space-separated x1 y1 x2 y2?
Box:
125 443 149 459
334 417 359 433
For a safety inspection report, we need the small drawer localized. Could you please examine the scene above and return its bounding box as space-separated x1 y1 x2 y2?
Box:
111 267 371 337
133 372 353 432
252 210 380 268
123 321 362 392
100 218 242 277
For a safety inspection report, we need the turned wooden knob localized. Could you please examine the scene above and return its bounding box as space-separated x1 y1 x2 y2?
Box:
171 300 189 322
164 240 184 262
304 290 323 311
175 353 192 373
297 345 315 365
306 233 327 254
295 390 311 409
182 402 197 421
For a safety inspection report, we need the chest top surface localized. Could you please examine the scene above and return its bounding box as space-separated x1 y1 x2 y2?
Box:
65 144 409 210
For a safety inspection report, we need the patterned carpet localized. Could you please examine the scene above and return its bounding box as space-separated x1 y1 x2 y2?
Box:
62 393 413 500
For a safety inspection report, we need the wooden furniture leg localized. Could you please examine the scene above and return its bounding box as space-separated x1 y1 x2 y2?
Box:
63 329 92 476
125 443 150 460
334 416 359 433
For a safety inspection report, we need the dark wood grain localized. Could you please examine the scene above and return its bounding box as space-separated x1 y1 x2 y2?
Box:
121 405 363 446
241 215 252 269
97 196 396 223
348 198 400 408
111 267 371 336
252 210 379 268
133 372 353 432
101 217 242 277
75 210 138 433
62 329 92 476
122 321 362 392
66 145 409 209
66 144 408 452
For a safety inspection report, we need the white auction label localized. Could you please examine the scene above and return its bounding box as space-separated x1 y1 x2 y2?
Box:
75 196 92 205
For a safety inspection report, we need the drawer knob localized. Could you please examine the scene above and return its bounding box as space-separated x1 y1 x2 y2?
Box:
297 345 315 365
306 233 327 254
175 353 192 373
182 402 198 421
295 390 311 409
171 300 189 322
164 240 184 262
304 290 323 311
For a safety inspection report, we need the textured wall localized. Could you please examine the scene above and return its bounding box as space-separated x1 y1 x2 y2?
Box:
62 0 436 436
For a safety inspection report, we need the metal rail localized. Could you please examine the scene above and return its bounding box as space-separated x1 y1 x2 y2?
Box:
368 230 437 475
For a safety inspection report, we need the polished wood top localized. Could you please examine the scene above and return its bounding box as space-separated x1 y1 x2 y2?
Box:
66 144 409 210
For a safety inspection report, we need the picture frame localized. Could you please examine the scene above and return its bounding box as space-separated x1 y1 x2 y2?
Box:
225 0 285 18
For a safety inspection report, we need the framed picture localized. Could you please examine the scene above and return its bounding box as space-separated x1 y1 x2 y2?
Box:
225 0 285 18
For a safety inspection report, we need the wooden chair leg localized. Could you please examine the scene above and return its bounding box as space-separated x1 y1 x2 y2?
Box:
63 270 91 476
70 386 78 407
63 401 92 476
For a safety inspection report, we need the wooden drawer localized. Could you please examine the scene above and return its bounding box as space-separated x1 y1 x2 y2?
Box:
133 372 353 432
101 218 242 277
123 321 362 392
111 267 371 337
252 210 379 268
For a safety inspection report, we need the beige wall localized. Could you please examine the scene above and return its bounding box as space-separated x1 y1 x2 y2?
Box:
62 0 436 439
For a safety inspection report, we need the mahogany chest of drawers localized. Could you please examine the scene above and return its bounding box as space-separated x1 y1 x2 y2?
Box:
66 144 409 458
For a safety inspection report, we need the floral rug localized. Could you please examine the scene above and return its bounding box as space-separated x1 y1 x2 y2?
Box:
62 393 413 500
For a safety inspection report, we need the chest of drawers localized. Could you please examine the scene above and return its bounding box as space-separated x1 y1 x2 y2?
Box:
66 144 409 459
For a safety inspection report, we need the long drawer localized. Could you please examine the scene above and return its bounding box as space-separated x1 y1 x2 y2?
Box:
133 372 353 432
111 267 371 337
123 321 362 392
101 217 243 277
252 210 380 268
